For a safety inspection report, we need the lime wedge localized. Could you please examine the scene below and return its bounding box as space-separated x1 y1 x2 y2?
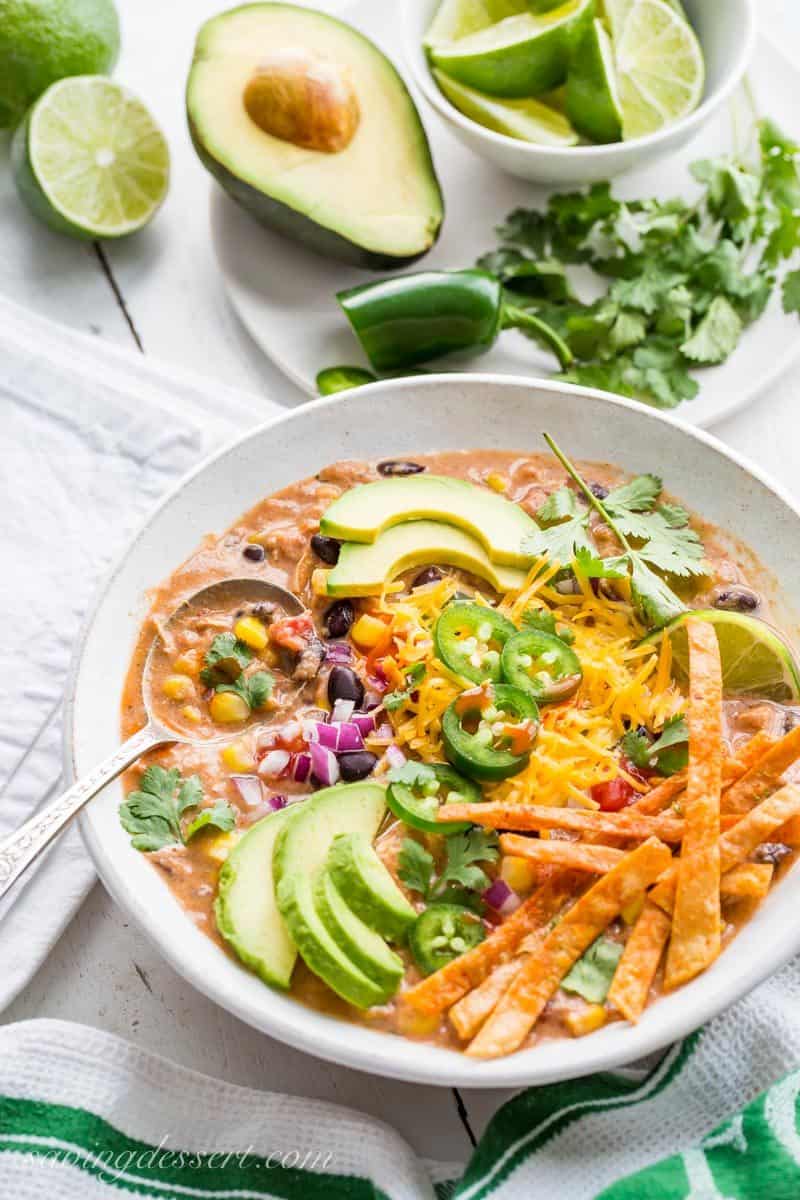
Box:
12 76 170 240
566 18 623 143
429 0 595 98
609 0 705 140
645 610 800 704
424 0 527 47
433 68 578 144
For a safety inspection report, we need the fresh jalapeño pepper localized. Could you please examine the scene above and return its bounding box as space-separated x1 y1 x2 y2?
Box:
442 682 539 781
336 269 573 373
434 601 516 685
501 629 582 704
387 762 481 835
409 903 486 976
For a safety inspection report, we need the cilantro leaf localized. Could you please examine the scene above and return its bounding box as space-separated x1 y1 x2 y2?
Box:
184 799 237 841
628 557 687 629
782 269 800 315
681 296 743 365
398 838 435 898
387 760 436 788
216 670 274 712
200 633 253 686
433 829 499 902
573 546 627 580
536 485 582 522
521 606 575 644
119 765 209 852
621 715 688 777
562 936 623 1003
383 662 426 712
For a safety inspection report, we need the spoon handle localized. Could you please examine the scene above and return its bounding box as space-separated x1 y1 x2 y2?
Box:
0 725 166 903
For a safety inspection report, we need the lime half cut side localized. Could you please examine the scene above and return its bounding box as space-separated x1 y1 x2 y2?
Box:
12 76 170 240
424 0 528 47
645 610 800 704
611 0 705 140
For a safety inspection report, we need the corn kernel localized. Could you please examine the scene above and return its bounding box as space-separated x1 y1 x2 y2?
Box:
351 613 389 650
222 740 255 773
181 705 202 724
564 1005 608 1038
234 615 269 651
621 893 646 926
205 830 242 864
311 568 329 596
486 472 509 494
173 651 200 677
162 674 195 701
500 855 538 894
210 691 250 723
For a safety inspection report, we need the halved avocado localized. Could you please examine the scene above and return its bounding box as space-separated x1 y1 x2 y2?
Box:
325 520 529 597
320 475 537 566
187 4 444 268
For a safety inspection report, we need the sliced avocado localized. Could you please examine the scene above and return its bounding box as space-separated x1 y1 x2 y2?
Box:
214 806 298 989
325 520 529 597
320 475 537 567
273 782 389 1005
328 832 416 941
186 4 444 269
314 869 404 992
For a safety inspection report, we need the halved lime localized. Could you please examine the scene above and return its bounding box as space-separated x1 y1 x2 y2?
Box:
424 0 527 47
566 18 623 143
12 76 170 239
609 0 705 140
645 610 800 704
433 68 578 144
429 0 595 98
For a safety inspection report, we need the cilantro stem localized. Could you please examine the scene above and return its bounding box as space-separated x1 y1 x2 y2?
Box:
542 432 633 553
503 305 574 369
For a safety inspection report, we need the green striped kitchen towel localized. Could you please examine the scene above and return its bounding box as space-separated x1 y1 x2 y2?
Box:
3 955 800 1200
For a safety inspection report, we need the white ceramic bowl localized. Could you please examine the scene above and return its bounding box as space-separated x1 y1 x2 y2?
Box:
401 0 757 184
70 375 800 1088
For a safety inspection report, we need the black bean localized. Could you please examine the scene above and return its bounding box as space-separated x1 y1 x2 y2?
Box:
590 483 609 500
243 543 265 562
325 599 355 639
712 585 760 613
338 751 378 782
311 534 341 565
412 566 443 589
752 842 792 866
377 460 425 477
327 665 364 708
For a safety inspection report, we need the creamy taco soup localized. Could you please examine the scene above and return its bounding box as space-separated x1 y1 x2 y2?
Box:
121 445 800 1059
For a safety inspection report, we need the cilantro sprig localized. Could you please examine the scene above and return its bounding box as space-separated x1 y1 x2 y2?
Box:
200 633 253 686
215 670 274 713
383 661 426 713
119 765 235 852
398 829 499 910
478 119 800 410
524 435 708 629
621 714 689 778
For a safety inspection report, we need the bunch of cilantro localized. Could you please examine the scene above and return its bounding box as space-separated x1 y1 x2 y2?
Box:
478 120 800 409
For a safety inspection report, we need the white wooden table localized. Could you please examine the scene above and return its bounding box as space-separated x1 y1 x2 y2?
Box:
2 0 799 1161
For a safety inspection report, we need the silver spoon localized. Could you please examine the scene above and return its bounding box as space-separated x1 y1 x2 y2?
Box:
0 578 305 902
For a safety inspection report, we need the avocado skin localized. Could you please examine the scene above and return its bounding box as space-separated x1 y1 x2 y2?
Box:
186 5 445 270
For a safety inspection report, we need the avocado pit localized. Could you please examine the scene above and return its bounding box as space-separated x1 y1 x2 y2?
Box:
243 47 360 153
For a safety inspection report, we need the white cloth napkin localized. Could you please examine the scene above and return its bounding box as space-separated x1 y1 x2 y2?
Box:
0 296 273 1012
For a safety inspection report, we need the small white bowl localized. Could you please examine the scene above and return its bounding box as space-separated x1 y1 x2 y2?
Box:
402 0 757 184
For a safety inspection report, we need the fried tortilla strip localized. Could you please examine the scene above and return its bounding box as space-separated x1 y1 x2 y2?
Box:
499 834 624 874
776 815 800 846
719 862 773 902
664 619 723 992
439 802 685 843
401 876 574 1018
466 838 673 1059
448 930 544 1042
607 901 672 1023
631 733 773 818
722 726 800 814
651 782 800 913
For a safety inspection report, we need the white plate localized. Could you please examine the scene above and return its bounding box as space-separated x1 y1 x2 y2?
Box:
211 3 800 429
71 374 800 1088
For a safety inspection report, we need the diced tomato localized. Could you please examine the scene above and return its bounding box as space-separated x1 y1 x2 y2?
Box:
591 777 636 812
269 612 315 654
620 754 656 784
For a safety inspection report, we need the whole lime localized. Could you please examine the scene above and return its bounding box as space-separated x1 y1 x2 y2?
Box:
0 0 120 128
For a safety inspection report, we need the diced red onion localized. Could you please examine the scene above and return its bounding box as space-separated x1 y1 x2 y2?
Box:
335 722 365 752
362 691 382 711
267 793 288 811
351 712 376 736
374 722 393 742
325 642 353 664
367 664 389 694
310 741 340 786
313 722 339 750
482 878 521 917
230 775 265 808
385 744 407 769
292 752 311 783
258 749 291 779
331 698 355 724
